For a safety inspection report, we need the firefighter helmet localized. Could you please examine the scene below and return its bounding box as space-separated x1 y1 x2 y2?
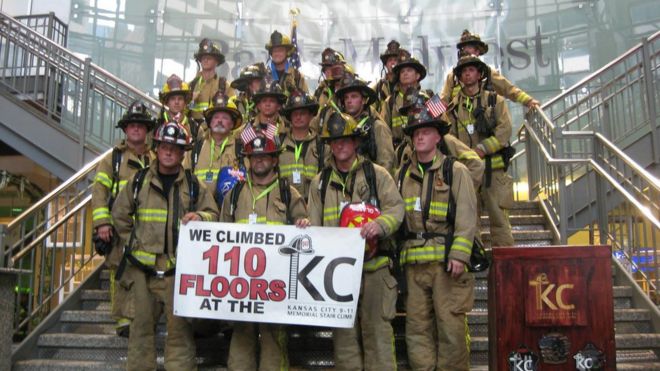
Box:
281 90 319 120
242 133 281 156
456 29 489 55
339 202 381 261
252 79 287 105
453 54 488 79
320 111 365 141
380 40 405 65
158 74 192 104
265 30 295 56
392 53 427 82
319 48 346 66
230 62 267 91
334 72 378 107
204 91 242 128
153 122 193 150
116 100 157 131
194 38 225 65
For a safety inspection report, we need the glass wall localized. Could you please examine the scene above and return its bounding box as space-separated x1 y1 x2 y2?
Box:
3 0 659 124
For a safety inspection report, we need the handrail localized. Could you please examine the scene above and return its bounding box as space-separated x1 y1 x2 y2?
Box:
593 132 660 193
0 10 161 109
524 111 659 228
6 148 110 231
542 30 660 109
12 195 91 263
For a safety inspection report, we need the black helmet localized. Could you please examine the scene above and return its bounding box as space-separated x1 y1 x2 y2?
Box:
116 101 157 131
194 38 226 65
281 90 319 120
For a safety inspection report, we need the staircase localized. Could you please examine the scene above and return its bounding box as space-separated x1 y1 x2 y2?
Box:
12 201 660 370
0 10 160 180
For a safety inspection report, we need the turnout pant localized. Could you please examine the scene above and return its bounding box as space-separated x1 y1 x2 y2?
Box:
480 169 514 247
227 322 289 371
120 256 196 371
333 267 398 371
405 261 474 371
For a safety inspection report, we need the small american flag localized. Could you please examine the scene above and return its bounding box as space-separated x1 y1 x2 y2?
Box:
240 123 277 145
290 22 301 69
240 125 258 145
425 94 448 118
262 122 278 139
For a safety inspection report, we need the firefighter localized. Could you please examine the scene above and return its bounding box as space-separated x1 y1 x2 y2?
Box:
396 102 479 371
371 40 406 112
189 38 235 124
265 30 308 95
221 133 309 371
334 72 395 172
310 48 357 134
91 100 156 337
230 63 268 124
112 121 219 371
186 91 243 200
159 74 195 138
445 54 515 247
279 90 327 200
308 112 404 371
396 89 484 188
440 30 540 108
380 52 426 151
243 79 288 135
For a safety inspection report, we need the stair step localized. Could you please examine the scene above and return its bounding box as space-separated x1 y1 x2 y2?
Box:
617 349 660 363
481 214 546 225
616 364 660 370
481 230 553 241
616 333 660 349
13 360 125 371
13 359 231 371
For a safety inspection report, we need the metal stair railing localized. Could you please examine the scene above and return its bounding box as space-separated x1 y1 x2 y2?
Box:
510 30 659 201
0 10 161 165
0 149 109 340
522 107 660 303
543 30 659 159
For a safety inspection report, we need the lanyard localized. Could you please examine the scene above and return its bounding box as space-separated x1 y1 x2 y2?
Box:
331 158 359 196
417 155 437 177
326 87 341 112
294 141 304 163
465 96 475 115
356 116 369 129
210 137 229 163
247 176 278 210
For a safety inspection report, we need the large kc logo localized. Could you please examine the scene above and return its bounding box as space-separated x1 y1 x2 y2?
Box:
528 273 575 311
279 235 356 302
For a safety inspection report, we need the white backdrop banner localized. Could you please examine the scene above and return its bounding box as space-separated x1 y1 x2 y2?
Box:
173 222 365 328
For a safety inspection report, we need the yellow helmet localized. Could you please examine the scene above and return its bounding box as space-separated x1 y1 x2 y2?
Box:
158 74 192 104
321 111 365 141
265 30 294 56
203 91 242 129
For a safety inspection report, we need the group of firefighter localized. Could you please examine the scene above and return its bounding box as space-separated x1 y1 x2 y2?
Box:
91 28 540 371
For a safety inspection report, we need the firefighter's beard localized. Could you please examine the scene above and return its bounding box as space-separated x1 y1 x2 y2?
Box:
211 125 229 135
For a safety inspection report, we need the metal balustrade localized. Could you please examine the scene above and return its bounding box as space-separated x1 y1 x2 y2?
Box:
15 12 68 47
522 107 660 302
0 10 161 165
0 150 108 340
543 30 659 157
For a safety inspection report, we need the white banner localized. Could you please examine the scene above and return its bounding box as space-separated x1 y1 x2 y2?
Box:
173 222 365 328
